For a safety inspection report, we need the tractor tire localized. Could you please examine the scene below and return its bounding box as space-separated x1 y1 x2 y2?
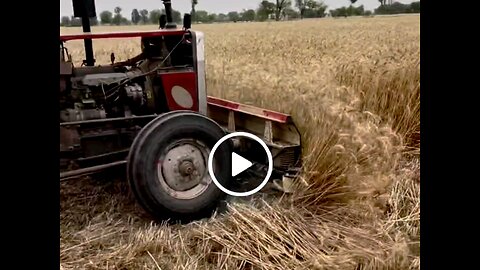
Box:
127 111 232 222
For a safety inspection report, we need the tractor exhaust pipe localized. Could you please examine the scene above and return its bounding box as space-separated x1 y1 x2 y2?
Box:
81 17 95 66
72 0 96 66
162 0 177 29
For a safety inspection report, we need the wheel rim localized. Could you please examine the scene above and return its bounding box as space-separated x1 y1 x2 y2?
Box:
156 139 212 200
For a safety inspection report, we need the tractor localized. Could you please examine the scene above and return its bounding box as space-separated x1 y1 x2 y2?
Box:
60 0 302 221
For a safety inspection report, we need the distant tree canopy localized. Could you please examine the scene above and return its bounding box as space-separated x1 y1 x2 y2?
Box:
274 0 292 21
375 1 420 15
112 6 125 25
330 5 365 17
149 9 162 25
60 0 419 27
255 1 275 21
99 10 113 24
61 0 330 26
329 1 420 18
171 10 182 23
241 9 256 21
147 8 182 25
131 9 141 24
228 11 240 22
217 13 229 22
60 15 98 27
60 16 71 26
191 0 198 21
305 0 328 18
140 9 149 24
293 0 327 19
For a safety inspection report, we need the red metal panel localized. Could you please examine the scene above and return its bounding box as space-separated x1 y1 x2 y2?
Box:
207 96 290 123
160 72 198 111
60 29 187 42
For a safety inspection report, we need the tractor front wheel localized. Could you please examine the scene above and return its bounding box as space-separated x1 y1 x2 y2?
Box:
127 111 231 222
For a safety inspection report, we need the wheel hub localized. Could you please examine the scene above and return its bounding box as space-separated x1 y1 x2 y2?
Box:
179 160 194 176
159 142 209 194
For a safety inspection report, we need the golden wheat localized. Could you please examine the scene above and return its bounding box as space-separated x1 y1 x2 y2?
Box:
60 15 420 270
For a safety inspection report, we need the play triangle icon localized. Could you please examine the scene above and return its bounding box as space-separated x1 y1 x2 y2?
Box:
231 152 253 177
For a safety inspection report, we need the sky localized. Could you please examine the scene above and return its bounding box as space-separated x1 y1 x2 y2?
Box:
60 0 418 19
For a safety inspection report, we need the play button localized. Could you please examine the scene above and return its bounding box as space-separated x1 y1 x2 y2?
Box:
208 131 273 197
231 152 253 177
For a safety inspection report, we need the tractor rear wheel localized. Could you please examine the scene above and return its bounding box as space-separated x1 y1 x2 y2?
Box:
127 111 231 222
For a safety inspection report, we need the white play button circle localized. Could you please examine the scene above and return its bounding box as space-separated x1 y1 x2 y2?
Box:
231 152 253 177
208 131 273 197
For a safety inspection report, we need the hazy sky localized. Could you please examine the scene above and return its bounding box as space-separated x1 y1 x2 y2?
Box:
60 0 417 18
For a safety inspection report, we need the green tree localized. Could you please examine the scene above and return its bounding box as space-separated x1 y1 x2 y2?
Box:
89 16 98 26
217 13 228 22
112 7 123 25
194 10 209 22
375 2 413 14
241 9 256 21
330 4 363 17
149 9 162 24
303 1 327 18
99 10 113 24
330 7 348 17
121 17 130 25
349 5 364 15
70 16 82 26
207 13 217 22
114 7 122 15
356 5 365 15
257 0 276 21
60 16 71 26
409 1 420 13
275 0 292 21
228 11 240 22
191 0 198 21
295 0 306 19
172 9 182 23
284 7 300 19
131 9 141 24
140 9 149 24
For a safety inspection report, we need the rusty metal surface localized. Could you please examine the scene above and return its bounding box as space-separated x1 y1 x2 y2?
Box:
60 62 73 75
60 108 106 122
207 102 301 147
59 114 157 127
60 160 127 181
207 96 291 123
60 127 80 152
156 139 211 200
207 99 302 171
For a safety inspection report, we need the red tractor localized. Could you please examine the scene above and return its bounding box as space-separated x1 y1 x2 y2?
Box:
60 0 301 221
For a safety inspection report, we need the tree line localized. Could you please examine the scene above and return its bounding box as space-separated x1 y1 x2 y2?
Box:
60 0 420 27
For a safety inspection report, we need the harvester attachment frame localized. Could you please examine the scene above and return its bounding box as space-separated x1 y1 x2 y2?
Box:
60 97 302 181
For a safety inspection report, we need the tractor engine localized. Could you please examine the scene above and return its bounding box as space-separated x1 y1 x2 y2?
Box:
59 30 204 171
59 67 150 123
59 65 155 170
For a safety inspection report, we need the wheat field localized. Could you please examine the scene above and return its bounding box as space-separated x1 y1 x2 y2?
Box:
60 15 420 270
